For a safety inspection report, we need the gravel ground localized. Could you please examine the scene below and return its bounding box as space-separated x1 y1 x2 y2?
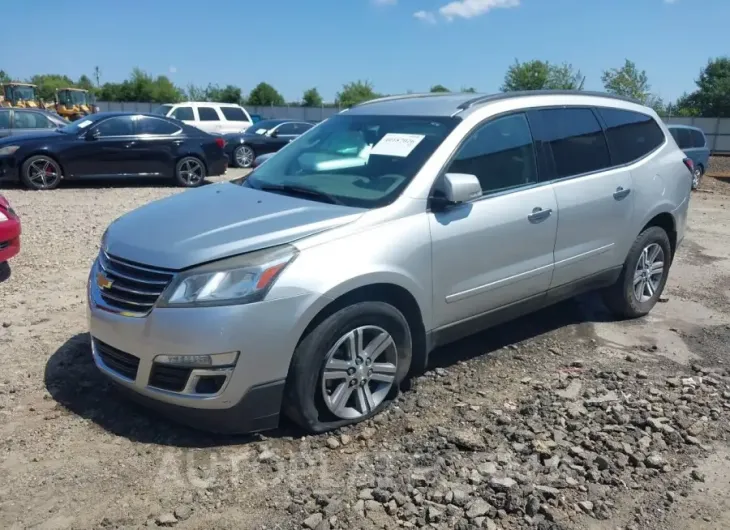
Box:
2 161 730 530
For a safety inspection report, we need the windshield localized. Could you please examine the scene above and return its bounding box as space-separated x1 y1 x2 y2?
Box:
246 120 284 135
59 90 90 106
9 86 36 102
58 114 103 134
242 114 459 208
152 104 173 116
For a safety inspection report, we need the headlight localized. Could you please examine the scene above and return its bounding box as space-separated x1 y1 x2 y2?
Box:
0 211 7 222
159 244 298 307
0 146 20 156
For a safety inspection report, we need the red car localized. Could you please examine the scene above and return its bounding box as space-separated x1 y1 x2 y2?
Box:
0 194 21 265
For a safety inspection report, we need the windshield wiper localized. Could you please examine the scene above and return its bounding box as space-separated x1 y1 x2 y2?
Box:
257 183 343 205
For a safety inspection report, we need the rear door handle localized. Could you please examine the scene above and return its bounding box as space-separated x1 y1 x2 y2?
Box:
528 207 552 223
613 186 631 200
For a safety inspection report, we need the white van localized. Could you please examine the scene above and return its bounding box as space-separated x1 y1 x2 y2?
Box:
152 102 253 134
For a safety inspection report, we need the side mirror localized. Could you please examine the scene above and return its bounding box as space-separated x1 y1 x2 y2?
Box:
268 129 278 138
440 173 482 204
85 128 100 141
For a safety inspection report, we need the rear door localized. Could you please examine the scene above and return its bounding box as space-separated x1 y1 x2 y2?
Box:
126 116 183 176
529 107 633 288
219 106 252 134
689 128 710 170
196 105 222 134
0 110 10 138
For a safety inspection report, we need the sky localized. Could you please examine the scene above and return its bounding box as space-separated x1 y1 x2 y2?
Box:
3 0 728 103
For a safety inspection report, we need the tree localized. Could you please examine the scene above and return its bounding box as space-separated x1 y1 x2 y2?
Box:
601 59 651 102
501 60 583 91
430 84 450 93
336 80 379 108
205 84 242 104
0 70 10 83
302 87 323 106
461 86 477 93
185 83 208 101
247 82 285 106
677 57 730 117
30 74 77 101
77 75 94 91
97 69 183 103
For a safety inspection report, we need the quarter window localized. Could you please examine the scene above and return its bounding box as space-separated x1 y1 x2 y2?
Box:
672 127 693 150
14 111 52 129
198 107 220 121
447 113 537 195
691 129 706 148
220 107 247 121
171 106 194 121
596 108 665 165
538 108 611 178
94 116 135 137
136 116 181 136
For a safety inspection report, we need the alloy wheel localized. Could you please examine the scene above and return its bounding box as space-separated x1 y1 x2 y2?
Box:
320 325 398 420
179 158 204 186
633 243 665 303
27 159 60 189
693 167 702 189
235 146 254 168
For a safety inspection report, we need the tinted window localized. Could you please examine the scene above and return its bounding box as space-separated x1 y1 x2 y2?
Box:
448 113 537 195
136 117 181 136
14 111 52 129
669 128 680 144
198 107 219 121
221 107 247 121
673 128 693 149
0 110 10 129
171 107 194 121
538 108 610 178
275 123 300 135
691 129 706 148
597 108 665 165
94 116 135 137
152 104 173 116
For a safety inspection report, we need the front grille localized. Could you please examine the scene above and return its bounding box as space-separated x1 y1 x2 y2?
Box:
97 251 175 315
95 340 140 380
149 363 192 392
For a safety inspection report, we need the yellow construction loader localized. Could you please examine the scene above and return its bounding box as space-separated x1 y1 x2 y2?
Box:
53 87 98 120
0 82 43 109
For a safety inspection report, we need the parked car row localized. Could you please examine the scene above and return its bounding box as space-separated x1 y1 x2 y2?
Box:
224 119 315 168
87 90 694 435
152 102 254 135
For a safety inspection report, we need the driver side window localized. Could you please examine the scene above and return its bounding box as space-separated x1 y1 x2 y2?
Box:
447 113 538 196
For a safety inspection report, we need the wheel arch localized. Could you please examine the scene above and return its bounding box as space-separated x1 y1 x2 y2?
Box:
640 211 677 261
175 153 208 175
20 151 66 178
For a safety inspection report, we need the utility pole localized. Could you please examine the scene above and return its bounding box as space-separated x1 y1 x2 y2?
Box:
93 66 101 87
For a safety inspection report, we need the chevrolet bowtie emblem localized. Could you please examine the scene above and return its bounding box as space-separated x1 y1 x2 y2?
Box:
96 272 113 290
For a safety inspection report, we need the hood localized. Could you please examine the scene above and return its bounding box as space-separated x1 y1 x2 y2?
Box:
105 182 365 270
0 131 64 145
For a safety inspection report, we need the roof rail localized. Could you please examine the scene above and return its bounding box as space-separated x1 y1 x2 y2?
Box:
352 92 454 108
457 90 642 110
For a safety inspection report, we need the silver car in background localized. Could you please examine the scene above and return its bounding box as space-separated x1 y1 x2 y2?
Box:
87 90 692 434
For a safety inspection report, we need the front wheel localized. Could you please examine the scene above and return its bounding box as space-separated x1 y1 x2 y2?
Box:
603 226 672 319
174 157 206 188
284 302 412 433
233 145 255 168
20 155 62 190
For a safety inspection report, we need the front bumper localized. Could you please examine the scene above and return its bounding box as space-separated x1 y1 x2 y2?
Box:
0 218 21 263
86 259 320 434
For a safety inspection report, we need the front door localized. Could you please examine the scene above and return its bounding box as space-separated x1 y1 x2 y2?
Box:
429 112 558 330
62 115 137 177
528 107 635 288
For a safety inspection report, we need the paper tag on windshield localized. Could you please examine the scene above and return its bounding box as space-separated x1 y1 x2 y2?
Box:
77 120 92 129
370 133 425 157
255 128 267 134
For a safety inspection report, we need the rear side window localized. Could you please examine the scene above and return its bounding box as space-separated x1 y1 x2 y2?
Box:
672 128 693 149
220 107 247 121
14 111 53 129
136 116 181 136
0 110 11 129
596 108 665 165
537 108 611 178
171 106 194 121
691 129 706 148
198 107 220 121
152 104 173 116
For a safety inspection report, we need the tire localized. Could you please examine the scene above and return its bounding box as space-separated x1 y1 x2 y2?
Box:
284 301 413 433
602 226 672 319
692 165 704 190
233 145 255 169
20 155 62 190
174 156 206 188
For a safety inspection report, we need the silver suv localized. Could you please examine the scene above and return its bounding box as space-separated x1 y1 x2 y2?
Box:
87 91 692 434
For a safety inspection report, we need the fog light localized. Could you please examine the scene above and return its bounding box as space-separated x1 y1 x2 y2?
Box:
154 351 239 368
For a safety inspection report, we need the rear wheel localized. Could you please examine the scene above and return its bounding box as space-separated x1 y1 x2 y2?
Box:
603 226 672 319
174 157 206 187
692 165 704 190
233 145 255 168
20 155 62 190
284 302 412 433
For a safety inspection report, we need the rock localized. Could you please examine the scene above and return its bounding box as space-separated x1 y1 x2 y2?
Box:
489 477 517 492
594 455 611 471
466 499 491 519
449 430 487 451
645 454 667 469
257 450 275 463
173 506 192 521
372 489 390 503
625 354 637 362
535 485 560 498
578 501 594 513
571 360 585 368
526 496 541 516
155 513 177 527
451 489 469 507
427 506 442 523
478 462 498 476
303 513 323 529
637 371 649 379
340 434 352 446
326 437 341 449
585 391 619 405
691 470 706 482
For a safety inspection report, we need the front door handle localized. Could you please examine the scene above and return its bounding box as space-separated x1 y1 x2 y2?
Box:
124 142 135 148
613 186 631 200
528 207 552 223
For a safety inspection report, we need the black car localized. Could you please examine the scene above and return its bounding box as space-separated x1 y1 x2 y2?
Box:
224 119 314 168
0 112 227 190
